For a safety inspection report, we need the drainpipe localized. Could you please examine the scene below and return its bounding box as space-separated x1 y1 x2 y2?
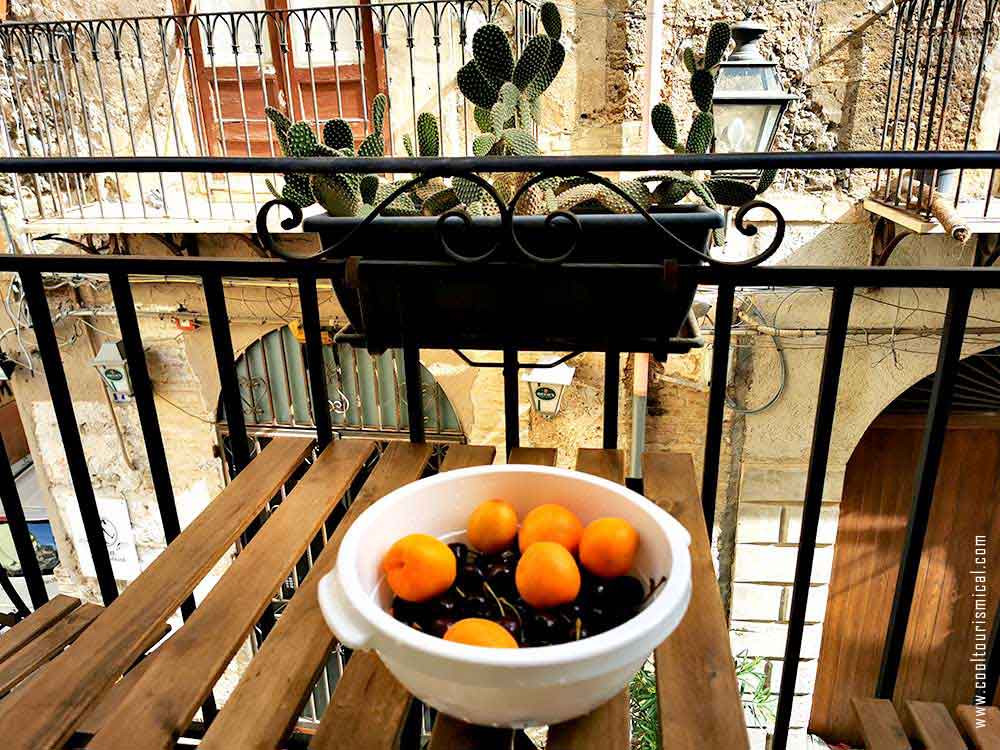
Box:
628 353 649 489
642 0 666 152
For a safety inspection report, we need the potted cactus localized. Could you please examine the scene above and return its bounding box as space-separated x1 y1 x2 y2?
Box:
262 11 770 353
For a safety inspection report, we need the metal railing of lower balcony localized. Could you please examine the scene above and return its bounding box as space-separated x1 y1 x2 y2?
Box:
0 151 998 750
0 0 539 228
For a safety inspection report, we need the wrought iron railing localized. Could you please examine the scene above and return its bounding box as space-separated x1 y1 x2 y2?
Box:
0 151 998 750
0 0 538 225
873 0 1000 219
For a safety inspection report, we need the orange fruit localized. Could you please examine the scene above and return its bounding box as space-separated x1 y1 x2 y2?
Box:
579 517 639 579
515 541 581 609
518 503 583 554
467 499 519 554
443 618 519 648
382 533 456 602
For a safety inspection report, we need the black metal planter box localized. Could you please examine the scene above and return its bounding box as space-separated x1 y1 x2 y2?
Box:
303 205 723 354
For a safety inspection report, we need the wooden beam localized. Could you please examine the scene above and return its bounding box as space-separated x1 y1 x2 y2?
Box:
905 701 965 750
0 595 80 666
507 447 558 466
0 438 314 750
957 705 1000 750
87 440 373 750
644 452 749 750
200 442 433 750
852 698 911 750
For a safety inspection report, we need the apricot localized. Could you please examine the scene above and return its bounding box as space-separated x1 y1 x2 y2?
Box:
383 533 456 602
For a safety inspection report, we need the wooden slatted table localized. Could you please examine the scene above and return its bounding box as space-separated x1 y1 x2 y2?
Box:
853 698 994 750
0 440 748 750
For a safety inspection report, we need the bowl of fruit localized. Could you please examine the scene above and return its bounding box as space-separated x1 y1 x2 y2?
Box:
317 464 692 727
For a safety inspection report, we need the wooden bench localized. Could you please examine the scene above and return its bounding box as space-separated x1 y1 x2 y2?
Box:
0 441 750 750
853 698 997 750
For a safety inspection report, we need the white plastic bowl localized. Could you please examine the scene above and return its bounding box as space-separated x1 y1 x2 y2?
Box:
318 464 692 727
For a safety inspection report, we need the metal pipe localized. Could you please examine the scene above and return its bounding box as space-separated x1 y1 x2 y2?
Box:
772 285 854 750
602 349 619 450
503 347 519 454
628 352 648 482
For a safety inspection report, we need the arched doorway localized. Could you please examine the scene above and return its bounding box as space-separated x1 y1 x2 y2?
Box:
218 325 463 441
810 347 1000 744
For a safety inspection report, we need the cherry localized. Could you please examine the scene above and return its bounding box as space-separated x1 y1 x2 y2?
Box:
497 615 520 640
609 576 645 609
459 562 485 589
429 616 457 638
448 543 470 567
463 594 490 617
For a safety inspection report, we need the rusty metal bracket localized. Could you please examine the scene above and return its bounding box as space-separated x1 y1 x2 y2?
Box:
871 216 912 266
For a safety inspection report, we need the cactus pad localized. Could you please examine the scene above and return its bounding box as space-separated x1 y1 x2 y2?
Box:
323 118 354 150
473 105 493 133
683 46 698 74
653 177 694 206
452 176 483 206
501 127 539 156
491 100 516 132
360 174 379 204
472 24 515 84
473 132 499 156
416 112 440 157
703 22 731 69
704 177 756 206
651 102 678 149
525 39 564 99
458 60 500 108
370 93 387 135
311 173 361 217
686 111 714 154
757 168 778 193
358 132 384 158
540 2 562 39
286 122 318 157
512 35 552 91
265 106 292 135
690 69 715 112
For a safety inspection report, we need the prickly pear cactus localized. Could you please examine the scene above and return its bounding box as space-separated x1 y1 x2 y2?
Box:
456 1 564 158
635 22 779 239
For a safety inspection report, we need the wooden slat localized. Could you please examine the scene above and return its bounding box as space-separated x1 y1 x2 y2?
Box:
428 444 508 750
0 437 314 750
0 595 80 666
0 603 102 696
906 701 966 750
507 447 557 465
852 698 912 750
957 705 1000 750
73 649 159 737
313 651 412 750
440 444 497 471
200 442 433 750
548 448 628 750
644 452 750 750
87 439 374 750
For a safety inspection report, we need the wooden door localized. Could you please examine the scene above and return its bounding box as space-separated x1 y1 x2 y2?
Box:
188 0 385 158
809 413 1000 746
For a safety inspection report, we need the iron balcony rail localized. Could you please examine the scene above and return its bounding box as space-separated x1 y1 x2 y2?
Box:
0 0 538 225
0 151 998 750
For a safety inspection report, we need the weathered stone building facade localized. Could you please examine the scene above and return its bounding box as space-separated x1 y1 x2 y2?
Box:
1 0 999 746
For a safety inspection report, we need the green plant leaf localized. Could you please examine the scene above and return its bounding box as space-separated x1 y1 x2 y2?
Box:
473 105 494 133
416 112 440 157
322 118 354 150
473 132 500 156
452 176 483 206
360 174 380 204
512 35 552 91
705 177 757 206
690 69 715 112
402 133 415 157
472 24 515 84
757 168 778 193
286 122 318 157
458 60 500 108
540 1 562 39
265 106 292 135
491 100 516 133
703 22 732 69
525 39 564 99
501 127 539 156
371 93 388 135
358 132 384 158
651 102 678 149
683 45 697 74
311 173 361 217
686 111 714 154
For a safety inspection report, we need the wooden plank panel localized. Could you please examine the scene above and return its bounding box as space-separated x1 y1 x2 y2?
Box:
312 651 411 750
548 448 627 750
0 595 80 666
957 705 1000 750
200 442 433 750
0 439 311 750
87 440 374 750
440 444 497 472
73 649 159 737
644 452 749 750
0 603 102 696
429 444 507 750
905 701 965 750
508 447 557 466
852 698 911 750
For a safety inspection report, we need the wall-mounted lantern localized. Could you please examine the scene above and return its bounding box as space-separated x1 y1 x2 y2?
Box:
522 361 575 418
712 20 795 178
93 340 133 402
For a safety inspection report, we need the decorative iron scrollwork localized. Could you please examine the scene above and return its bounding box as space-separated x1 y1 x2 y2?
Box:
254 168 787 268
